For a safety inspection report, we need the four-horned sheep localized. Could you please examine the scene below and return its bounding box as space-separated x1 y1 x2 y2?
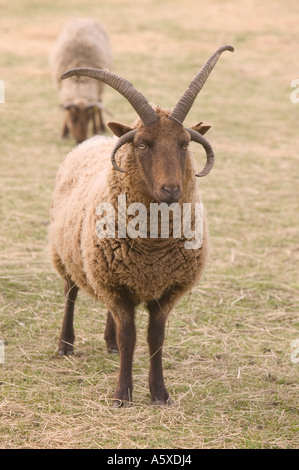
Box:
49 45 234 406
50 18 112 143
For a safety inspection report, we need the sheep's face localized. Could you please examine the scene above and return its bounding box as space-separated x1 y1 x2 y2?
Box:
108 109 211 204
63 103 95 143
134 118 191 203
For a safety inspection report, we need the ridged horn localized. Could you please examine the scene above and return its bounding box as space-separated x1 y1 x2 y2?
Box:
62 68 158 127
186 128 215 177
170 45 234 124
111 129 138 173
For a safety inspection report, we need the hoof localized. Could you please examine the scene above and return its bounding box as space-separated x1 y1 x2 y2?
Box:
107 347 119 354
58 349 73 357
58 339 74 357
112 399 132 408
152 397 174 406
106 339 119 354
112 387 133 408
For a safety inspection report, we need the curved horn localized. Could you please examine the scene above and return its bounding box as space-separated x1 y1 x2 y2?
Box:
170 45 234 124
186 128 215 177
111 129 138 173
62 68 158 127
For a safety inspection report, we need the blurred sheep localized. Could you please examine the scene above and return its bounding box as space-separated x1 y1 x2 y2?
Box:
50 18 112 143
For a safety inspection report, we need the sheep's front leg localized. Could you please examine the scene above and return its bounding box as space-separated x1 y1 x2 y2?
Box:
61 114 70 138
98 109 106 133
92 109 106 135
91 110 97 135
147 308 173 405
110 302 136 407
147 288 185 405
58 279 79 356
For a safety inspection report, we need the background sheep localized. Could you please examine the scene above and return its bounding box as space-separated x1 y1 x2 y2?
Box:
49 46 233 407
50 18 112 143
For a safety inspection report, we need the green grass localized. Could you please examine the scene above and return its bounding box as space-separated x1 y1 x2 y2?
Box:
0 0 298 449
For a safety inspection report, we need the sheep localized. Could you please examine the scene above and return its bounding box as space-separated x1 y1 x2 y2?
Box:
50 18 112 143
49 45 234 406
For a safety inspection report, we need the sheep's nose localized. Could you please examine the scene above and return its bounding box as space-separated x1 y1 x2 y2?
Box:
162 185 179 197
161 185 181 202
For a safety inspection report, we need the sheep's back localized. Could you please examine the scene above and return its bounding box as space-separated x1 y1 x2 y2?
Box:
50 18 111 95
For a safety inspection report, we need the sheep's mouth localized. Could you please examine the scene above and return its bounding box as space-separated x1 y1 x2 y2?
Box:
155 195 181 205
153 188 182 205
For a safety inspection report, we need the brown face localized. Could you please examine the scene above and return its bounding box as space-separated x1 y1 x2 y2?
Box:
65 105 94 143
108 113 193 204
132 119 191 204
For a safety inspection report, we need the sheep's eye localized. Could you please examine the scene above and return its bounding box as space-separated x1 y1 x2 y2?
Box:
182 143 189 150
139 143 147 150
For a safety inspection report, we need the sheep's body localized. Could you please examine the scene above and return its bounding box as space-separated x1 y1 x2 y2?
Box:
50 111 209 310
50 19 112 141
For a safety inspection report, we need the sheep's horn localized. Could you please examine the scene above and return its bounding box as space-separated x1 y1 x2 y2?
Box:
111 129 138 173
186 128 215 177
170 45 234 124
62 68 158 127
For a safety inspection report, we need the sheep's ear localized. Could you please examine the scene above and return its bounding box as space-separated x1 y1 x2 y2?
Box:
107 121 134 137
190 122 211 136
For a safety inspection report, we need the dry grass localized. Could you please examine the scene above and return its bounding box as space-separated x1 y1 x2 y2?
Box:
0 0 298 449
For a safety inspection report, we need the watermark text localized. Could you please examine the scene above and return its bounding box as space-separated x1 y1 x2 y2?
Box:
0 80 4 103
290 339 299 364
95 195 203 249
0 340 4 364
290 79 299 104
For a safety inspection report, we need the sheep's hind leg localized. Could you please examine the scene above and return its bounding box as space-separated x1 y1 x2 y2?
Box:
58 279 79 356
104 311 119 353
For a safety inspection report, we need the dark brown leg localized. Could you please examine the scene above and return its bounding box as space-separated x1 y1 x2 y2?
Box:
61 116 69 138
98 109 106 133
147 303 173 405
110 298 136 407
58 279 79 356
146 287 186 405
92 111 97 135
104 311 119 353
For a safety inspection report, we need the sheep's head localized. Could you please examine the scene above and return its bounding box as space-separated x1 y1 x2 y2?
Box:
62 100 105 143
62 45 234 202
108 110 211 203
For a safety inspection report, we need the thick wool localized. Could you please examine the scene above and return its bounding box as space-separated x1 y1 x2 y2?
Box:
50 18 111 105
49 109 209 313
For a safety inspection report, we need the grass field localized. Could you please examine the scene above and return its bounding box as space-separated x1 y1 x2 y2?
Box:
0 0 298 449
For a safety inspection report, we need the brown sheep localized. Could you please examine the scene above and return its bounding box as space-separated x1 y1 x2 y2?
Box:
49 45 234 406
